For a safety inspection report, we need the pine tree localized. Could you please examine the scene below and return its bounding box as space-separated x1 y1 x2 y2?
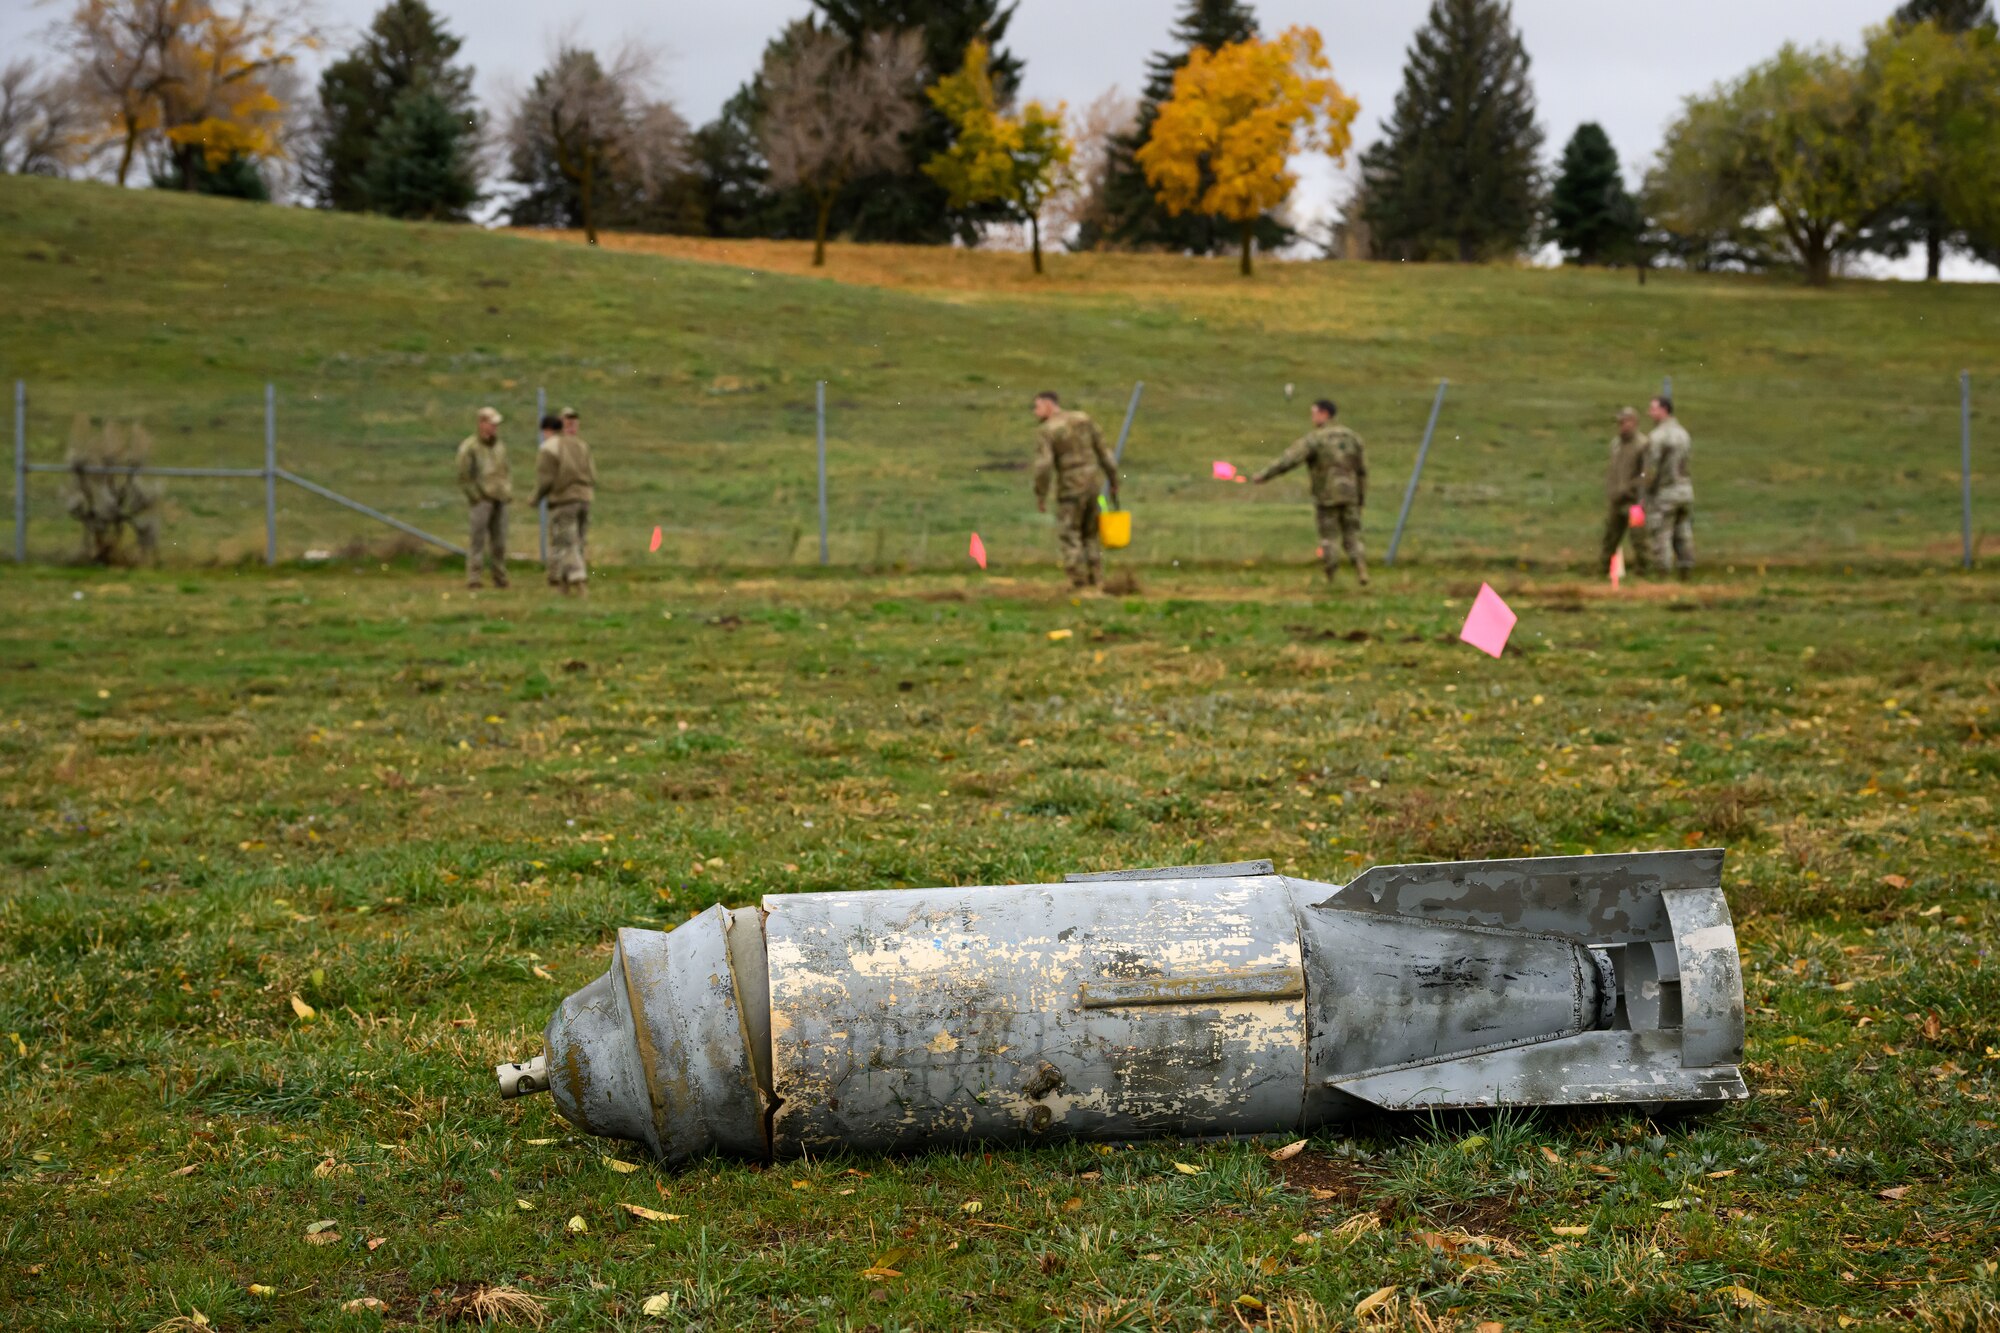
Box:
1547 123 1640 265
1360 0 1544 263
361 89 480 221
1087 0 1287 253
1892 0 1996 32
808 0 1022 243
308 0 478 217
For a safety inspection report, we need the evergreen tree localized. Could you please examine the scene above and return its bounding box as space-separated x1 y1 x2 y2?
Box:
153 152 269 201
361 89 480 221
1547 122 1640 265
808 0 1021 243
1892 0 1996 31
1361 0 1544 262
1087 0 1288 253
308 0 478 217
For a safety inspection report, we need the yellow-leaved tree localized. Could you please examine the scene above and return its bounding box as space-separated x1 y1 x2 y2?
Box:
924 41 1072 274
1136 26 1359 276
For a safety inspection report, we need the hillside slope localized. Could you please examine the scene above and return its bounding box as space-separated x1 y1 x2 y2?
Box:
2 176 1993 567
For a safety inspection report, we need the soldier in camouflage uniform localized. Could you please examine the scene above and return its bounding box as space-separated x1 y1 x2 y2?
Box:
455 406 511 589
1252 398 1369 586
1643 396 1695 579
533 408 596 594
1601 407 1654 575
1031 392 1120 590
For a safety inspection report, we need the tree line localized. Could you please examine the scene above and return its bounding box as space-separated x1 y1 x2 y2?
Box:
2 0 1995 284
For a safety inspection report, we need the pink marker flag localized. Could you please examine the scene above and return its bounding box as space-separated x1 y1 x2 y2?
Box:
969 532 987 569
1609 548 1625 589
1213 461 1237 480
1459 583 1518 659
1232 475 1247 484
1628 504 1646 528
649 525 663 553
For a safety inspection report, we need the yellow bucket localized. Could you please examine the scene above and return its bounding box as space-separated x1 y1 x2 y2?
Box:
1100 509 1132 549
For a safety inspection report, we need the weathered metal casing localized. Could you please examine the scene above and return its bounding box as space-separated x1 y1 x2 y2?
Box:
508 850 1747 1162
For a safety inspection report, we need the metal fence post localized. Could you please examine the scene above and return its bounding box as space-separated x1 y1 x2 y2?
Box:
264 382 277 567
1663 374 1673 402
1964 370 1975 570
816 381 829 566
1385 379 1449 566
536 386 548 563
1112 381 1144 465
12 380 23 563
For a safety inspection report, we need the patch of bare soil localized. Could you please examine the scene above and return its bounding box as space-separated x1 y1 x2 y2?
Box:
1275 1150 1369 1209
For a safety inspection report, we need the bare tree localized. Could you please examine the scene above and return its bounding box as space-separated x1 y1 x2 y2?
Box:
1039 86 1136 250
0 61 90 176
506 43 688 243
759 22 924 267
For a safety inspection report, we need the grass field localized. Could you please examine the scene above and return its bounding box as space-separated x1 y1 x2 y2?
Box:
2 175 1995 571
2 555 1997 1330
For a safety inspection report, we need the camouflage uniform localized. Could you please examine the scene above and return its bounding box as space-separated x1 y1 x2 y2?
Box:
455 430 512 587
1601 423 1654 573
1644 417 1694 575
1033 409 1119 588
1253 424 1369 584
534 431 596 589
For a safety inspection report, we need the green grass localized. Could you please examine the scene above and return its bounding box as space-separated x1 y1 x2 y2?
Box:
2 559 1997 1330
1 175 1994 571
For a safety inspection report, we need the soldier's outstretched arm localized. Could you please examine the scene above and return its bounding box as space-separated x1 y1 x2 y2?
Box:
1252 436 1309 485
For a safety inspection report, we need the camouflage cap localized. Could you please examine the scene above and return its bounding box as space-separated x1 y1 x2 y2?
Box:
1616 406 1638 420
560 405 580 419
476 406 503 425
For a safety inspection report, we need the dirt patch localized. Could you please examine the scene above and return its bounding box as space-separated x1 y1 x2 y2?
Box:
1286 625 1370 643
1436 1193 1528 1241
1102 570 1142 596
1276 1150 1368 1208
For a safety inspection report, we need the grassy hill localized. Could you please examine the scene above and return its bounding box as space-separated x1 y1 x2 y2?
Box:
1 175 1994 569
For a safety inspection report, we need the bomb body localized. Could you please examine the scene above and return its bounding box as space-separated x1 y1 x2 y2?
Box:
499 851 1746 1163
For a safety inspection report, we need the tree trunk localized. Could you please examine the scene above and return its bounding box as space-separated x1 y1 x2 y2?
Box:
1803 234 1833 287
1239 220 1254 277
813 192 833 268
1926 226 1943 282
115 122 138 187
1030 213 1043 276
581 148 597 245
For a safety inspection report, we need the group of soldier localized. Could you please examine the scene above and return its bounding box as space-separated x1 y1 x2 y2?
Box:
447 390 1694 593
1032 390 1695 590
454 405 597 594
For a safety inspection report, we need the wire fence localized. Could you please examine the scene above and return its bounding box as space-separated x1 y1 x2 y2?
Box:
5 371 1987 572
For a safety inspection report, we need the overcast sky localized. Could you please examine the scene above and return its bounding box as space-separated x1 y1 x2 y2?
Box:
7 0 1988 277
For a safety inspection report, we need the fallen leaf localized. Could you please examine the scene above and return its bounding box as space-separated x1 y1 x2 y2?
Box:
791 1180 810 1190
641 1292 675 1316
515 1198 535 1211
1293 1231 1316 1244
1715 1285 1766 1308
1459 1253 1503 1272
1234 1295 1266 1311
365 1237 386 1251
1881 874 1909 890
532 965 556 982
621 1203 682 1223
1539 1146 1562 1165
1172 1162 1203 1175
343 1297 387 1313
1878 1186 1910 1200
566 1215 587 1233
168 1164 197 1177
1587 1164 1618 1178
1309 1188 1338 1201
1354 1285 1398 1319
290 994 316 1022
1268 1140 1307 1162
247 1284 274 1296
1047 629 1073 642
1458 1134 1488 1152
525 1138 558 1146
603 1156 641 1174
1707 1169 1736 1179
304 1219 339 1242
961 1199 983 1215
1062 1196 1081 1212
1655 1198 1688 1211
1477 1323 1505 1333
1552 1224 1589 1237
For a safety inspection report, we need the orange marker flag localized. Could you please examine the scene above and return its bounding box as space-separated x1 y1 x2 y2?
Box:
649 526 662 553
1609 549 1624 589
969 533 987 569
